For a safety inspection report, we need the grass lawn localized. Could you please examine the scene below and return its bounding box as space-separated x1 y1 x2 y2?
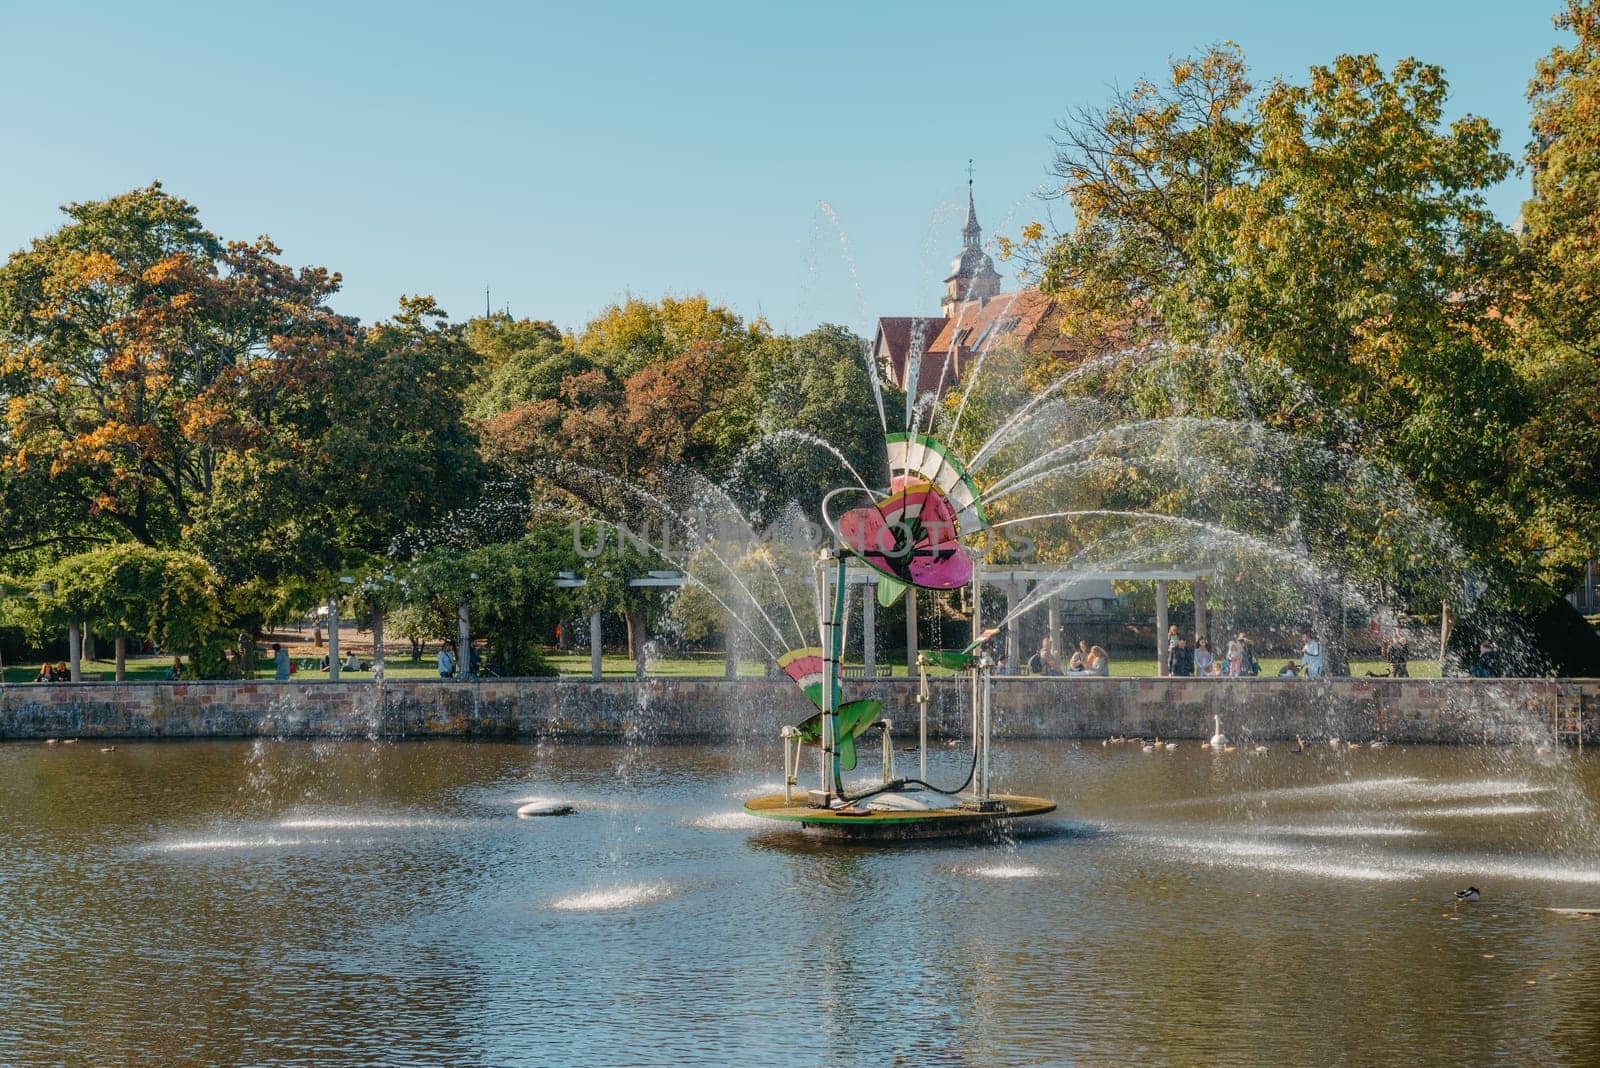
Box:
1 651 1440 683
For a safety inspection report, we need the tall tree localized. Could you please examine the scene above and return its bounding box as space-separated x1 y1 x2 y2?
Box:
1526 0 1600 350
0 183 348 549
1515 1 1600 586
1026 48 1542 630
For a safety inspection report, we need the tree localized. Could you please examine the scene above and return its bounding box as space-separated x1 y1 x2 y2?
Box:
1029 43 1257 349
1516 1 1600 588
737 324 895 521
395 530 569 676
1525 0 1600 350
1024 47 1545 644
467 316 591 422
21 544 225 678
0 183 350 549
185 294 486 644
575 294 767 379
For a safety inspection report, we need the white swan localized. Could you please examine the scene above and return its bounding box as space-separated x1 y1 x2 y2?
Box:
1210 715 1229 749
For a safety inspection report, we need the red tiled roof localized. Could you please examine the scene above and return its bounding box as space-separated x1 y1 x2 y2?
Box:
874 288 1079 395
873 315 948 391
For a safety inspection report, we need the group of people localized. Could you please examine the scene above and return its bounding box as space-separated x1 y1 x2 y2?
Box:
1028 638 1110 677
269 642 375 680
32 662 71 682
1167 627 1325 678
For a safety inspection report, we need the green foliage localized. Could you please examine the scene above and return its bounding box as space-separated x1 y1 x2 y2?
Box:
738 323 896 520
467 318 593 422
0 186 488 649
1526 0 1600 349
575 294 768 379
17 544 227 672
397 529 570 676
1025 45 1564 610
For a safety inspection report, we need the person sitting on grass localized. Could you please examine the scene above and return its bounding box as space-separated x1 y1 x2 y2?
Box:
1278 660 1301 677
1085 645 1110 676
343 650 360 674
1069 640 1088 672
34 664 54 683
165 657 183 680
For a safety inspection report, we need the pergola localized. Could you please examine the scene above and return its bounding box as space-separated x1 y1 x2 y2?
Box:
555 570 686 679
554 563 1215 680
968 564 1215 674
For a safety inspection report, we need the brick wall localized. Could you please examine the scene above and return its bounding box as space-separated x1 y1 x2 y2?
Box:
0 676 1594 744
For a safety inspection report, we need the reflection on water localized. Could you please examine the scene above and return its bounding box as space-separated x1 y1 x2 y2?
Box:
3 739 1600 1065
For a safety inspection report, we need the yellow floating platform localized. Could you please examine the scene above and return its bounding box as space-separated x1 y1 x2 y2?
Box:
743 792 1057 841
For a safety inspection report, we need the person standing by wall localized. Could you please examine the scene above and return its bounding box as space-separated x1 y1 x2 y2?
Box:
273 643 290 682
437 646 455 679
1171 636 1194 677
1225 634 1245 677
1301 630 1324 678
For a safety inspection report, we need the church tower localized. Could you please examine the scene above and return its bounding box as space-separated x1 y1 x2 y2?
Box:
941 174 1002 316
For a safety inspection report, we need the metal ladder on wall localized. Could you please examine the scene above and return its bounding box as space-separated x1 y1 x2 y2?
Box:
1551 689 1586 752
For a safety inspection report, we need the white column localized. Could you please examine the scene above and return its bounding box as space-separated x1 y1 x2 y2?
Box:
68 622 82 682
327 597 340 680
1155 580 1169 676
1193 577 1208 645
862 583 877 676
724 609 737 679
457 595 471 679
1048 595 1062 658
589 609 603 680
1004 582 1021 668
372 606 385 680
114 636 126 683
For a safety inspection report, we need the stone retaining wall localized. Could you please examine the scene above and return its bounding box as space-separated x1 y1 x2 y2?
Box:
1 676 1596 744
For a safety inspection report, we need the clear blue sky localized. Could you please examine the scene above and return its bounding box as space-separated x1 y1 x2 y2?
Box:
0 1 1568 338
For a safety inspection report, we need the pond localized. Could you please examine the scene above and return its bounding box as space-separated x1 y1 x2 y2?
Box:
3 738 1599 1065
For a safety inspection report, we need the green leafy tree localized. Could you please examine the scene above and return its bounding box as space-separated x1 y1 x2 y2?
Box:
0 183 349 549
20 544 225 677
1526 0 1600 349
1516 1 1600 586
739 324 896 520
1022 46 1543 647
395 529 569 676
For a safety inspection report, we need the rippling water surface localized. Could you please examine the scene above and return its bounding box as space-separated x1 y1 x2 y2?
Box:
4 738 1600 1066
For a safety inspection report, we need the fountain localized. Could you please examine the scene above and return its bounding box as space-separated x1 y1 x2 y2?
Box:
742 430 1056 840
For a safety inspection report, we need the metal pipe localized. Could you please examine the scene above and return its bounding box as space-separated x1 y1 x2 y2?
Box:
816 554 830 803
972 661 985 796
917 656 929 782
970 665 980 795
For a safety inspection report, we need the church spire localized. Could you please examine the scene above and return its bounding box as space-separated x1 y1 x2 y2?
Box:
941 161 1002 316
963 159 982 247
